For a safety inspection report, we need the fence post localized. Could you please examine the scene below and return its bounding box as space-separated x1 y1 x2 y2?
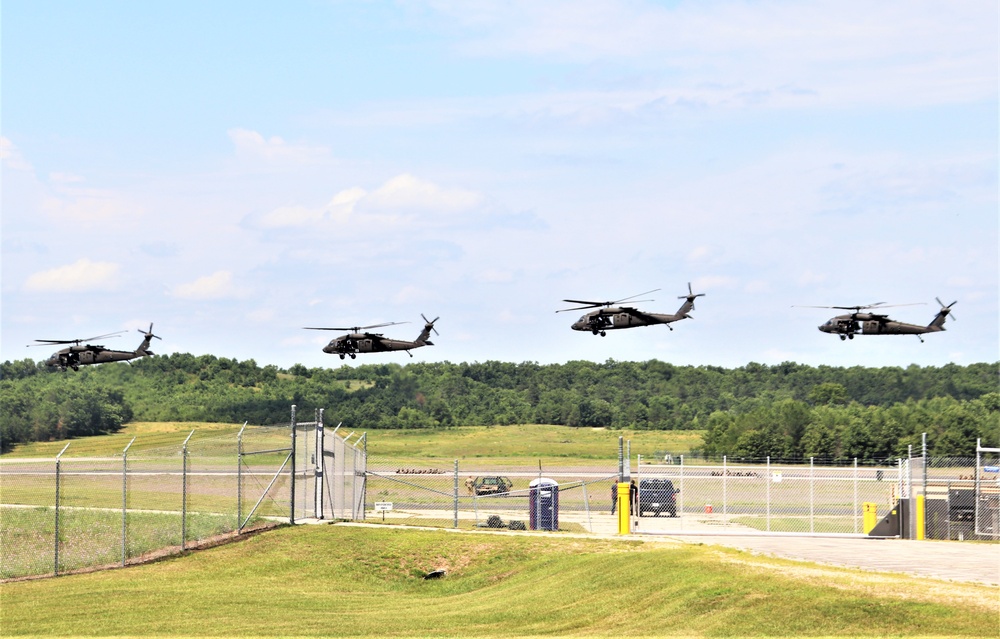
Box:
907 445 913 539
618 437 623 482
809 456 815 534
853 458 858 534
637 454 642 519
722 455 727 519
679 455 684 531
237 422 247 532
122 437 135 567
361 432 367 521
290 405 297 525
54 443 70 576
766 456 771 532
181 430 194 550
946 480 951 540
315 408 325 520
453 459 459 529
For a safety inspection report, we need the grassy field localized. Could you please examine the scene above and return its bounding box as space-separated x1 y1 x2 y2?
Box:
2 421 705 465
2 524 996 638
0 506 246 579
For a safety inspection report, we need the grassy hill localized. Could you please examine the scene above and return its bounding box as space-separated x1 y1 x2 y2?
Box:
2 421 704 465
2 525 995 638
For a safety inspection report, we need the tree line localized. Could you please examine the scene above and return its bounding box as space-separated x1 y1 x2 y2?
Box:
1 355 996 459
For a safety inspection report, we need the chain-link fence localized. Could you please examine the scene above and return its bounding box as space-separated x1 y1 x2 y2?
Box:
4 422 995 579
364 461 619 533
0 413 366 580
632 449 1000 540
634 455 898 536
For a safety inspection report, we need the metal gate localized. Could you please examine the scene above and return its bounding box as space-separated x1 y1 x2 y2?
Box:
291 406 367 522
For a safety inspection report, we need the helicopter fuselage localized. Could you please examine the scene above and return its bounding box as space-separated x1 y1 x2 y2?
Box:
324 334 431 357
46 346 150 371
571 308 679 333
819 308 950 342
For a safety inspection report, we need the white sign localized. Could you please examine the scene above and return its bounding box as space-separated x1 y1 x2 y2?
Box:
374 502 393 512
771 471 783 483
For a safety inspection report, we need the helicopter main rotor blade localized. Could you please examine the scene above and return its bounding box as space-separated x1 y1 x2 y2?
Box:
614 289 660 304
303 321 407 332
31 331 127 346
558 289 661 313
793 302 923 311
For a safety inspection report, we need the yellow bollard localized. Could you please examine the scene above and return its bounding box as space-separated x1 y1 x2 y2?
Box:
916 495 925 540
862 502 878 534
617 482 631 534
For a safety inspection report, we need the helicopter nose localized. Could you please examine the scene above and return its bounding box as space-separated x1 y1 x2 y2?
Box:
322 344 334 354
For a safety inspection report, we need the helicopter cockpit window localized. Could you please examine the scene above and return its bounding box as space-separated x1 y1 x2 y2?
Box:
579 315 588 323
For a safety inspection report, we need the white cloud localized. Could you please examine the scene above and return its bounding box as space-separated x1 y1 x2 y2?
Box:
251 174 482 232
0 137 33 171
40 191 141 224
171 271 247 300
228 128 329 164
258 204 326 229
365 173 482 213
327 187 367 222
423 0 995 112
24 259 120 292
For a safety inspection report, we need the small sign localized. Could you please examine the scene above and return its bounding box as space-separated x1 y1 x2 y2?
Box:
772 471 782 483
983 466 999 473
374 502 393 512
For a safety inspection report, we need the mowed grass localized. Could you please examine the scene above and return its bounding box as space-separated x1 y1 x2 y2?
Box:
2 422 704 466
0 506 246 579
344 423 700 465
2 422 245 458
2 525 996 638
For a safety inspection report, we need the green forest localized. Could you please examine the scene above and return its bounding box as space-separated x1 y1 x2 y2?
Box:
1 355 996 460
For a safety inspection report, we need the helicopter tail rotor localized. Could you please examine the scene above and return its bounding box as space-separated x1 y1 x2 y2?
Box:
678 282 706 300
421 314 440 336
935 297 958 321
138 323 163 340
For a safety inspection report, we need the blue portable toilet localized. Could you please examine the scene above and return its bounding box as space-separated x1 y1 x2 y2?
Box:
529 478 559 531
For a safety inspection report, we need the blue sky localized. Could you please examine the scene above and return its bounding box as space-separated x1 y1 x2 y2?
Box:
2 0 997 370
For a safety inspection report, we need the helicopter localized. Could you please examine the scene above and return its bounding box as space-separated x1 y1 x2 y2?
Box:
304 314 439 359
32 323 161 371
557 283 705 336
801 299 957 342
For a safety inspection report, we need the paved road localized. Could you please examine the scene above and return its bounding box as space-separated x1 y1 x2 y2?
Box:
662 534 999 585
335 509 1000 585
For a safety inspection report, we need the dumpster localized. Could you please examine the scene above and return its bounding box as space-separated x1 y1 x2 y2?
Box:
529 478 559 531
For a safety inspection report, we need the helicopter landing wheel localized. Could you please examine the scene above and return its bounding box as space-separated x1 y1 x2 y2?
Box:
847 334 854 340
839 335 846 341
600 331 607 337
350 353 356 359
339 354 346 360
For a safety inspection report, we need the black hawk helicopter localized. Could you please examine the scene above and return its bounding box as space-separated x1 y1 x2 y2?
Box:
557 284 705 336
32 323 161 371
800 299 957 342
304 314 439 359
